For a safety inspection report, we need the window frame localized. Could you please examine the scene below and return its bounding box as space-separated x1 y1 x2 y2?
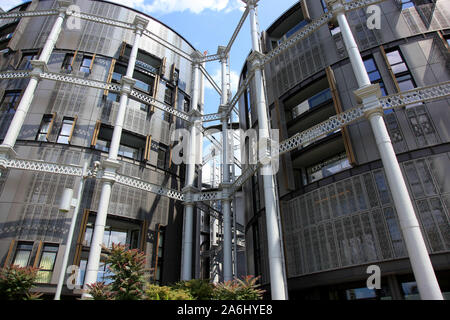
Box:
57 116 77 144
35 243 59 284
36 113 56 142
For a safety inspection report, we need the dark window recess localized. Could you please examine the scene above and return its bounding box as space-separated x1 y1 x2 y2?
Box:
157 143 169 170
154 225 165 284
134 69 154 95
123 45 161 74
36 114 54 142
0 90 21 114
19 52 38 70
183 97 190 113
163 86 174 122
79 56 92 73
95 125 146 161
61 53 74 71
57 117 75 144
0 22 17 50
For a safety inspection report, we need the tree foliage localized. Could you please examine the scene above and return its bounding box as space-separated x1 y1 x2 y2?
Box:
213 276 265 300
0 265 43 300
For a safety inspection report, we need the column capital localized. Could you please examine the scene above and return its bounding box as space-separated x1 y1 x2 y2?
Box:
98 158 121 183
57 0 72 10
191 51 205 65
243 0 260 9
182 186 199 204
218 104 230 115
187 108 202 119
133 15 149 33
354 84 384 119
247 50 265 70
0 145 16 170
120 76 136 95
30 60 48 78
217 46 228 62
325 0 345 13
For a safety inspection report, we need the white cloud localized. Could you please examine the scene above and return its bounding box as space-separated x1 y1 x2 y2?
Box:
0 0 25 11
204 67 240 95
109 0 245 15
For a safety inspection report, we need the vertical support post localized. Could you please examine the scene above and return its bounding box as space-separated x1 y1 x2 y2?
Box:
218 47 233 281
55 162 88 300
181 51 203 281
327 0 443 300
247 0 288 300
0 0 70 155
81 16 149 299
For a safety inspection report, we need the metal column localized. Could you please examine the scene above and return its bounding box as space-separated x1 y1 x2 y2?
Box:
81 16 149 298
247 0 288 300
327 0 443 300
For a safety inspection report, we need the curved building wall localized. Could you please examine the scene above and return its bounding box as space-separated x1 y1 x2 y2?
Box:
239 0 450 299
0 0 196 295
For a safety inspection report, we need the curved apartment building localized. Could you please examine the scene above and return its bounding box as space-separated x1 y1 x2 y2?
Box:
238 0 450 299
0 0 199 298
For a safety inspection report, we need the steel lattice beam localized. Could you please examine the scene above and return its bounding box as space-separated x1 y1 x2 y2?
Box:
0 71 31 80
0 9 59 20
68 11 135 30
380 81 450 110
6 159 83 176
115 173 185 201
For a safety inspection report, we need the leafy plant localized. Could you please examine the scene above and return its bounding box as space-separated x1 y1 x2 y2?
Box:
145 284 193 300
173 279 214 300
213 276 265 300
0 265 43 300
85 244 149 300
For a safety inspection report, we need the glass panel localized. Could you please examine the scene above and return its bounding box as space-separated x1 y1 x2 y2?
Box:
402 282 420 300
12 251 31 267
57 135 70 144
391 62 408 74
39 251 56 270
59 121 73 136
346 287 377 300
84 225 93 246
386 50 403 65
398 79 415 91
109 230 127 247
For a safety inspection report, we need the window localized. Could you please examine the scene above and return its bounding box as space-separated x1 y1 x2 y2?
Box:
385 48 416 92
134 69 154 95
35 244 58 283
11 242 33 267
0 22 17 50
292 88 332 119
154 225 165 284
79 56 93 73
163 86 174 122
61 53 74 71
95 125 146 161
183 97 190 113
400 0 415 9
36 114 54 142
112 63 126 83
306 152 351 183
246 88 252 127
363 57 387 96
77 216 141 285
19 52 37 70
157 143 169 170
0 90 21 114
106 92 119 102
57 117 76 144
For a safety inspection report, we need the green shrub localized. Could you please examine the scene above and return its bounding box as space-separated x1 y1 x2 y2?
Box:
173 279 214 300
86 244 148 300
145 284 193 300
0 265 43 300
213 276 265 300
